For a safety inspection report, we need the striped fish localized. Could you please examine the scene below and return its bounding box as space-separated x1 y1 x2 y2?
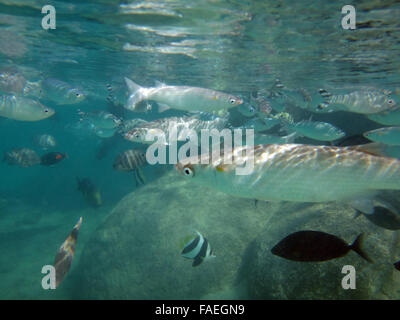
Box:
3 148 40 167
113 149 148 185
54 217 83 288
176 143 400 203
181 231 215 267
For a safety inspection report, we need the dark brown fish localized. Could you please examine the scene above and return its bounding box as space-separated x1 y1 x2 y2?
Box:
394 261 400 271
271 231 373 263
54 217 82 288
3 148 40 167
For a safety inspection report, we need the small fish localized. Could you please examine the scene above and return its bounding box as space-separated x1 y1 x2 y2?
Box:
242 117 280 132
54 217 83 288
0 94 54 121
78 110 122 130
113 149 148 185
106 83 126 119
253 132 297 145
40 152 68 166
76 177 102 208
124 77 243 113
367 109 400 126
316 89 396 114
237 102 257 117
352 199 400 230
40 78 86 105
94 127 118 139
176 143 400 203
394 260 400 271
3 148 40 167
33 134 57 150
271 231 373 263
181 231 215 267
286 120 345 142
363 127 400 145
124 115 228 145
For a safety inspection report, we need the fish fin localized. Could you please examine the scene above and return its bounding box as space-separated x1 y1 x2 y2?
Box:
124 77 142 93
349 143 389 158
136 168 146 184
154 80 165 87
349 233 374 263
158 103 170 113
192 256 204 267
284 132 298 143
124 78 146 111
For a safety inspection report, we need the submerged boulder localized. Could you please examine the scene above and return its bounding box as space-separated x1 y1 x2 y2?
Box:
70 170 400 299
71 170 268 299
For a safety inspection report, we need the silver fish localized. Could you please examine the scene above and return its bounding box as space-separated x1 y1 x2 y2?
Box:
79 110 122 130
40 78 86 105
316 90 396 114
367 108 400 126
124 115 229 144
286 120 345 142
176 143 400 203
364 127 400 146
0 94 54 121
124 77 243 113
33 134 57 150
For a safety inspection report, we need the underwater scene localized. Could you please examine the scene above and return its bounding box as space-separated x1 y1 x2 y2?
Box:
1 0 400 300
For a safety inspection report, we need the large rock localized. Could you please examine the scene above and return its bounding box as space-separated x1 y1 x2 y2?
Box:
70 170 400 299
71 171 268 299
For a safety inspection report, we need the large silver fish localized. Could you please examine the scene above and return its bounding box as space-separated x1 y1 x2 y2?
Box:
316 89 396 114
176 143 400 203
40 78 86 105
124 77 243 113
124 115 229 144
0 94 54 121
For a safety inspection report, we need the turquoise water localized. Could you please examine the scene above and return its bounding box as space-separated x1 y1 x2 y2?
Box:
1 0 400 300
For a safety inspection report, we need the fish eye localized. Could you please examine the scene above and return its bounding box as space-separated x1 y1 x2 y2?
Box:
183 166 194 177
44 108 49 113
229 98 236 104
388 99 394 104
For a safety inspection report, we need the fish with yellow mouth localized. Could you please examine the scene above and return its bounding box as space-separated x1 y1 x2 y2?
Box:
176 143 400 203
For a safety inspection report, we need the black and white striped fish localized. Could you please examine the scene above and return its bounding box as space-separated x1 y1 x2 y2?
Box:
113 149 148 186
181 231 215 267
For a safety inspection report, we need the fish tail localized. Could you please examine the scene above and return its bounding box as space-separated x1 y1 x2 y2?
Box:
349 233 374 263
124 77 146 111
